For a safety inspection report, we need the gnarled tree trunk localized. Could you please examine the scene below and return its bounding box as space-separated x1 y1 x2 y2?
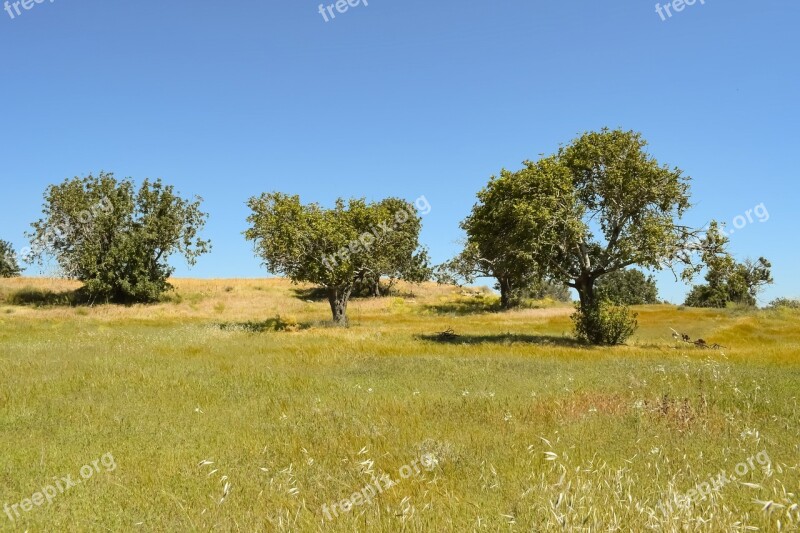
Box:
327 286 352 326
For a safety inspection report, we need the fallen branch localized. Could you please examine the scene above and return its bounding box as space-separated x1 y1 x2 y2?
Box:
436 327 459 340
670 328 728 350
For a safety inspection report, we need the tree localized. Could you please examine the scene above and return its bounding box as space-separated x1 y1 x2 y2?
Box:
0 240 21 277
595 268 659 305
438 162 567 310
27 173 210 303
245 193 430 325
466 129 695 344
684 221 772 308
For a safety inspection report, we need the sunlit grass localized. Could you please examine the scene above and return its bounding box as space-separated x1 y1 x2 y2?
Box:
0 278 798 530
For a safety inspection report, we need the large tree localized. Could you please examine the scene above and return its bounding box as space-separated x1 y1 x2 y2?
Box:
245 193 430 325
464 129 695 343
27 172 210 303
0 240 22 278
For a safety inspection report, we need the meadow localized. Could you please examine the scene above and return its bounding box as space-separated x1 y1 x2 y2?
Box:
0 277 798 531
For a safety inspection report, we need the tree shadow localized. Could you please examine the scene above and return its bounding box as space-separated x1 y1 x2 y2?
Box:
5 287 88 307
216 316 312 333
292 286 419 302
292 287 329 302
416 331 585 348
422 299 503 315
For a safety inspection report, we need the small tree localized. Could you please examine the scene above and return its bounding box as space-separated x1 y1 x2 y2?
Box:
684 222 772 308
27 173 210 303
435 242 542 309
245 193 430 325
439 163 562 310
595 269 659 305
0 240 22 277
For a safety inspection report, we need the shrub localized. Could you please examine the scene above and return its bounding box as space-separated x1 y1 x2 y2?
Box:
768 297 800 310
571 299 638 345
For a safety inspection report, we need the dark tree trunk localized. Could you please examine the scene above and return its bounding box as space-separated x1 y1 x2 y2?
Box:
574 275 602 344
327 287 352 326
498 276 513 310
575 275 596 311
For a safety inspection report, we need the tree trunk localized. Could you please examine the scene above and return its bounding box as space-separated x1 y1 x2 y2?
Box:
575 275 596 311
498 276 512 310
371 279 381 298
574 275 602 344
327 287 351 326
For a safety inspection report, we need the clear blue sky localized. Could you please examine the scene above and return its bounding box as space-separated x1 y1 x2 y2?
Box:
1 0 797 304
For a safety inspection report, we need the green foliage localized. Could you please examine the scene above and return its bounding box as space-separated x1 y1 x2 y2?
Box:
571 299 639 345
26 172 210 303
684 222 772 308
245 193 430 323
0 240 21 277
595 269 659 305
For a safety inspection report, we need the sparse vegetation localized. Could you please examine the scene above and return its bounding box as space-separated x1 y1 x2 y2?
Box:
769 297 800 310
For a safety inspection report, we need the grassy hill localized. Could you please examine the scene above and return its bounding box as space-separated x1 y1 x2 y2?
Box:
0 278 798 530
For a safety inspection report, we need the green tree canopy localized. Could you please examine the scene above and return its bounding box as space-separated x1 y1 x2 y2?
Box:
0 240 22 278
27 172 210 303
245 193 430 324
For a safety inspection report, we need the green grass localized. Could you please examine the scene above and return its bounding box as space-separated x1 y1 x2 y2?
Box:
0 278 798 531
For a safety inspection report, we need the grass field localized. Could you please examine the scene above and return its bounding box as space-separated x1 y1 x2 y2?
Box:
0 278 798 531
